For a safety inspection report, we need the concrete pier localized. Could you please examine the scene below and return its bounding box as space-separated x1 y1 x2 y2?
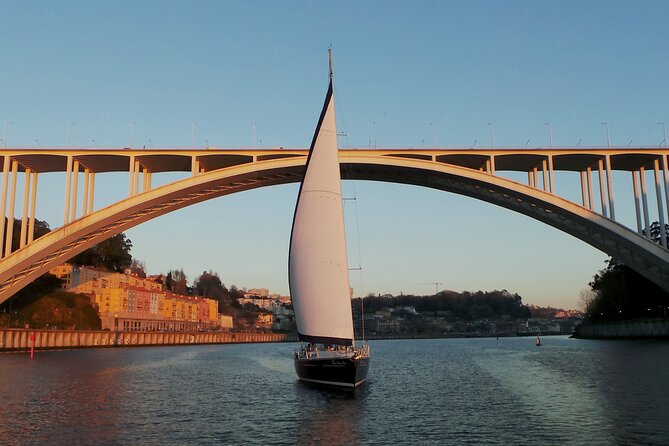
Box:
0 328 297 352
574 319 669 339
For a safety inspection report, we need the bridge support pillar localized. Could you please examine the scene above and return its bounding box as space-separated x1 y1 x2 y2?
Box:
83 168 90 216
0 156 10 257
63 155 73 225
4 160 18 257
632 171 643 234
640 167 651 237
70 160 79 222
664 155 669 227
88 172 95 213
605 155 615 220
580 171 587 207
598 159 608 218
142 168 148 192
27 171 38 244
548 155 555 194
19 168 31 248
133 160 140 195
542 160 548 191
654 159 667 247
586 167 594 210
128 155 135 196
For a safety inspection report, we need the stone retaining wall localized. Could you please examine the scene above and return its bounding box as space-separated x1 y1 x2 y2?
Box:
0 329 297 351
574 319 669 339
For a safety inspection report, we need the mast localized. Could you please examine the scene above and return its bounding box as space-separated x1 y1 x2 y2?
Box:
288 51 354 346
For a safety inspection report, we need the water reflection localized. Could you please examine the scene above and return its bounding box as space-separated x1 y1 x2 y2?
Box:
0 338 668 445
0 350 124 445
295 381 367 446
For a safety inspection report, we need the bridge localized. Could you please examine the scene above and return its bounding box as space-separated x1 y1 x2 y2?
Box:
0 146 668 304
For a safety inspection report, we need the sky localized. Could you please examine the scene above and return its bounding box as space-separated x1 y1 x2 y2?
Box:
2 1 669 309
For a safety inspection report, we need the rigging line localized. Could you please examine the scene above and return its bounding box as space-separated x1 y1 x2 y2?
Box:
351 175 366 343
340 154 365 342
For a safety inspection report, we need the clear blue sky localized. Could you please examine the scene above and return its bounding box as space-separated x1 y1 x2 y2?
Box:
2 1 668 309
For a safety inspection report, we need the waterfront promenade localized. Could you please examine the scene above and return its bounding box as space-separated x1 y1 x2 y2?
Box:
0 328 296 352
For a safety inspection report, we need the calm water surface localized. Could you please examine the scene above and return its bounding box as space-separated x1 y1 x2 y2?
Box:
1 336 668 445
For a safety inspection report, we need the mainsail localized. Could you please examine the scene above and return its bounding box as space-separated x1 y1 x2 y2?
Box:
288 75 354 346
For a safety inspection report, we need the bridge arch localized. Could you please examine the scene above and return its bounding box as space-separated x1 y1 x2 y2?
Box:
0 155 667 304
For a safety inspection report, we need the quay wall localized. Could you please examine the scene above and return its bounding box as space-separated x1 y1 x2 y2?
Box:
574 319 669 339
0 328 297 352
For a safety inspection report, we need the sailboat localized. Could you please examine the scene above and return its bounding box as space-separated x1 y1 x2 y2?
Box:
289 52 371 388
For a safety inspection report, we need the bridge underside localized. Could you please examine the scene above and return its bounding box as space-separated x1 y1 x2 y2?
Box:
0 156 667 304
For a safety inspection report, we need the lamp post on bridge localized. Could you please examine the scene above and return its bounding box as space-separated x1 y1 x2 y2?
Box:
659 122 667 148
601 122 610 148
488 121 495 149
544 122 552 148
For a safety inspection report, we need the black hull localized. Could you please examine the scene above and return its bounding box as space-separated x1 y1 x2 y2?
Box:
294 356 370 388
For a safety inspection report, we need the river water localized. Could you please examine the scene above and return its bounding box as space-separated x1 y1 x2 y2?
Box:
1 336 668 445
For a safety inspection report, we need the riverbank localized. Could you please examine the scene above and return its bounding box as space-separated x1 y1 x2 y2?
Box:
1 328 297 352
573 318 669 339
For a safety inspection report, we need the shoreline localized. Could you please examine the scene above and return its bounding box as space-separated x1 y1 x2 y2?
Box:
1 328 574 353
0 328 296 352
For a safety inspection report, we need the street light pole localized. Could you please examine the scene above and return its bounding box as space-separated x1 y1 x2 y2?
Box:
601 122 610 148
659 122 667 148
544 122 552 148
488 122 495 149
430 122 435 148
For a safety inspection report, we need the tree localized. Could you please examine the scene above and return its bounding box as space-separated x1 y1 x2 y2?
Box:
129 258 147 278
587 257 669 320
1 217 51 252
169 268 188 295
165 272 173 291
70 233 133 272
194 270 224 299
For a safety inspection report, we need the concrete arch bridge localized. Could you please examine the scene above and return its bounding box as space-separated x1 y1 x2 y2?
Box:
0 146 668 304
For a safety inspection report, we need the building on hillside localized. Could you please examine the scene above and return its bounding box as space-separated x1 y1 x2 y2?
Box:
238 296 277 311
51 263 225 332
245 288 269 298
220 315 233 330
256 313 274 330
50 264 163 297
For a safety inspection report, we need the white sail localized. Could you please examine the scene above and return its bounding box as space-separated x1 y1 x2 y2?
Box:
288 79 354 346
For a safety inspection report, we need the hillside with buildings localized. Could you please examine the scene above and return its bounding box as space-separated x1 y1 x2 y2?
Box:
6 260 579 338
46 264 296 333
352 292 583 338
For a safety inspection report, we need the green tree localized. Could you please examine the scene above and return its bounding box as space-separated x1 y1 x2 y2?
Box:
165 272 173 291
71 233 133 272
129 258 147 278
584 221 669 321
587 257 669 320
1 217 51 252
169 268 188 295
194 271 224 299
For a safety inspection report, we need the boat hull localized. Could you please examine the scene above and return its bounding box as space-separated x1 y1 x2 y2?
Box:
294 356 370 388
